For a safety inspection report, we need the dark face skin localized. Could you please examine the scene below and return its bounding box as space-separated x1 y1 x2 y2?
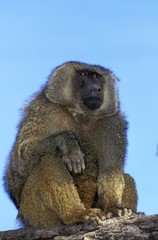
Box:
78 70 104 110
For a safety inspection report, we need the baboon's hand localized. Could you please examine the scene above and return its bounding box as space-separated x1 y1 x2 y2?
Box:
62 147 85 174
57 132 85 174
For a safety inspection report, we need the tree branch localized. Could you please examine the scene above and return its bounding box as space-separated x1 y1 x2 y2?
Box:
0 214 158 240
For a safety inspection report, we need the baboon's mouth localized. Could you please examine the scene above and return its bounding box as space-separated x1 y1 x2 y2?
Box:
83 97 102 110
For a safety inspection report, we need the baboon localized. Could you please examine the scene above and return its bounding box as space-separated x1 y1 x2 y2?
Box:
4 61 138 228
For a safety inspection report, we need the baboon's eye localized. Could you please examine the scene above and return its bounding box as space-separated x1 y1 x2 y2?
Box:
80 71 88 76
92 73 97 78
79 71 100 78
92 73 99 78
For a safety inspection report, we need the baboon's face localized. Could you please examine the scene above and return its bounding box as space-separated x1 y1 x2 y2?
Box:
45 61 118 116
77 70 104 111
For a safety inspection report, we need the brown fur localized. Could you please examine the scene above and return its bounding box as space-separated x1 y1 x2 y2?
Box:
4 61 137 227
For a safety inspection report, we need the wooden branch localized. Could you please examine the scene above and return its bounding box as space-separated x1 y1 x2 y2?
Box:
0 214 158 240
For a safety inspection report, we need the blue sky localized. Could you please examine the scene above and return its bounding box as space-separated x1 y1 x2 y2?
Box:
0 0 158 231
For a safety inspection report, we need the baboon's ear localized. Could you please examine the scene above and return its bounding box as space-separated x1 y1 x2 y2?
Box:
44 63 76 107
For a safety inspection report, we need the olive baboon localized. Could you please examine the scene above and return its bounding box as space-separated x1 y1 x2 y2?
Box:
4 61 137 228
